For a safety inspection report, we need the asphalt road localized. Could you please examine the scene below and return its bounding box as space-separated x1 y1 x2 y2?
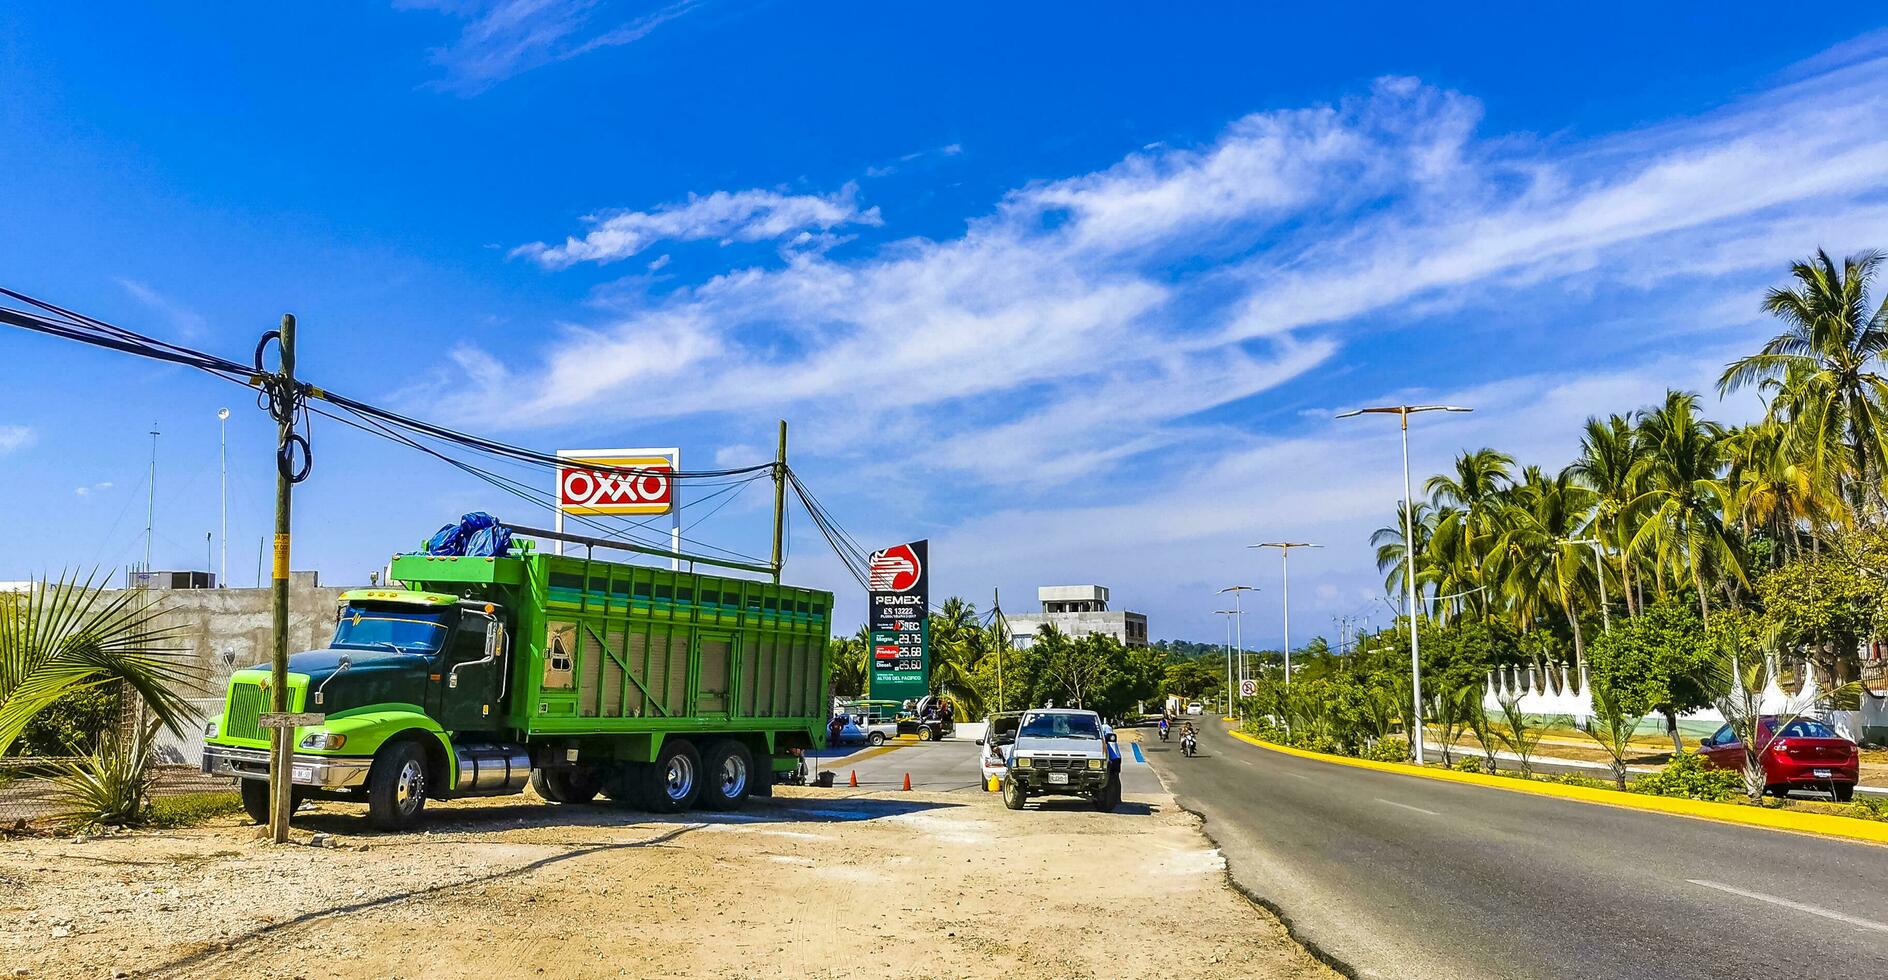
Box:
1143 720 1888 980
812 732 1165 800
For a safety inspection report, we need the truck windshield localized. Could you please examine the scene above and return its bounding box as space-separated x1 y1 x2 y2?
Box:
333 605 451 655
1019 714 1100 740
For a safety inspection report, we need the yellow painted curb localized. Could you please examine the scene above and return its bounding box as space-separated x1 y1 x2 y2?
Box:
1227 729 1888 847
833 743 903 766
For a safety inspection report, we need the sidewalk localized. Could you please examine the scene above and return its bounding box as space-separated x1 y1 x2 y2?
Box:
1421 740 1888 797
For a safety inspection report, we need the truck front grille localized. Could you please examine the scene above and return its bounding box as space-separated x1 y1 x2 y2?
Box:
1035 757 1084 771
225 683 265 742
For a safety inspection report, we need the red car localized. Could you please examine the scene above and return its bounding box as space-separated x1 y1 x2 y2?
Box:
1698 717 1859 801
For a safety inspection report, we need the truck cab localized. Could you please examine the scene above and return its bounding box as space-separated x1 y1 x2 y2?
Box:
201 588 521 829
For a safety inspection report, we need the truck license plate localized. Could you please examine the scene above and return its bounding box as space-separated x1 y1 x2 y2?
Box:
1048 772 1069 785
1813 768 1833 778
292 766 314 782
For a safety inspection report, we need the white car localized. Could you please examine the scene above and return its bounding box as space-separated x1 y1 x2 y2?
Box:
976 712 1023 784
1186 701 1203 715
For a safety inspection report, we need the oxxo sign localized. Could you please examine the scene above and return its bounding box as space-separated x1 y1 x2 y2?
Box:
556 454 675 515
553 448 682 567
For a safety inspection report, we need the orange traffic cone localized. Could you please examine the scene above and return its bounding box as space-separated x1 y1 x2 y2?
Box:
849 770 858 787
902 772 912 791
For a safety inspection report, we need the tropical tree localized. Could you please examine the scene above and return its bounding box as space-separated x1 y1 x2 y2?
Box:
1372 501 1437 598
1720 249 1888 518
1568 413 1642 616
1630 390 1742 622
0 574 197 757
828 627 870 698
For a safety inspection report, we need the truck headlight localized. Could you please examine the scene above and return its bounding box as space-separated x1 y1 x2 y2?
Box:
299 732 346 750
1014 757 1032 768
1087 758 1104 770
203 719 219 739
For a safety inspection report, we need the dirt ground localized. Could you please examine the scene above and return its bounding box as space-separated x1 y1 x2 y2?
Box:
0 784 1332 980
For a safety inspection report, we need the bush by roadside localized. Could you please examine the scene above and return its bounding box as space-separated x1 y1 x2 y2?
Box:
1627 752 1741 803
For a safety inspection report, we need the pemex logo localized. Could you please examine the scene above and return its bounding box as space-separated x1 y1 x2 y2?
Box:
868 543 922 593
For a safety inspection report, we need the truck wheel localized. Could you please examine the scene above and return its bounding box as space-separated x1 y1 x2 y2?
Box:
643 740 704 813
531 767 601 804
699 740 753 811
239 778 271 824
1093 778 1121 812
917 726 933 742
1003 777 1028 811
366 741 430 831
867 732 886 747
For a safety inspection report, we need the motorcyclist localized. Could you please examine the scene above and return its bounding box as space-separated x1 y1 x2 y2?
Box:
1158 716 1170 741
1180 723 1198 756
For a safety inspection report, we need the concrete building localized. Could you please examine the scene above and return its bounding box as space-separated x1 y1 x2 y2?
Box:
1005 585 1148 648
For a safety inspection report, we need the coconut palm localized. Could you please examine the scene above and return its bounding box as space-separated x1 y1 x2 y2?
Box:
1630 391 1742 623
1721 420 1842 560
1488 466 1597 664
1568 413 1642 616
0 573 197 756
1372 501 1436 597
1425 449 1515 620
1720 249 1888 517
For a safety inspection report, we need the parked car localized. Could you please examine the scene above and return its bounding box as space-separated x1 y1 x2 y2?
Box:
1698 717 1859 800
830 713 898 747
976 712 1023 785
1186 701 1203 715
1002 708 1121 812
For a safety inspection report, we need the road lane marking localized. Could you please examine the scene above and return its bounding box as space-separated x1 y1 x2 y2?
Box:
1283 771 1311 780
1377 799 1440 816
1688 880 1888 933
1130 743 1146 764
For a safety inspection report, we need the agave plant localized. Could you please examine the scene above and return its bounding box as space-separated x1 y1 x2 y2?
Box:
0 572 199 757
46 717 161 827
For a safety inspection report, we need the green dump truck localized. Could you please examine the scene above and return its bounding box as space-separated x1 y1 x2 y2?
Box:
201 540 833 829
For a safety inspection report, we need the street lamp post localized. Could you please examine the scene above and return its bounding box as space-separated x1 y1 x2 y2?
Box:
1217 585 1257 715
1215 609 1238 714
1560 538 1609 632
1337 404 1472 765
1252 542 1321 689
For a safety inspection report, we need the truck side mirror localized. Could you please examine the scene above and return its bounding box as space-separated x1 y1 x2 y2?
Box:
1105 732 1118 743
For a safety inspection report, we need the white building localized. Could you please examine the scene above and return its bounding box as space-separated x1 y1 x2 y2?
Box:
1005 585 1149 648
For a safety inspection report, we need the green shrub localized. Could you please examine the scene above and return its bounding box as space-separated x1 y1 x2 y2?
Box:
1451 756 1487 774
148 791 243 828
1628 752 1740 803
1845 796 1888 822
9 687 120 757
46 721 159 828
1365 736 1409 763
1550 773 1612 790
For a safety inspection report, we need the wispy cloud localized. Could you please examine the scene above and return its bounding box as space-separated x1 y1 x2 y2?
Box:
74 481 114 498
399 0 703 95
116 278 208 339
513 183 881 268
0 425 34 455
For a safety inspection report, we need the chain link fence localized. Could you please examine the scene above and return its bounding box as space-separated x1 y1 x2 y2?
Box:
1 686 236 830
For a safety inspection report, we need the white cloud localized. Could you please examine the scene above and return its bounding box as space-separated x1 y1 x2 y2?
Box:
0 425 33 455
116 279 208 339
513 183 882 268
74 481 113 498
399 0 703 95
438 40 1888 641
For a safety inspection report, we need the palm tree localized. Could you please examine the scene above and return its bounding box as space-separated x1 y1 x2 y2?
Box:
1425 449 1515 620
1488 466 1597 665
1630 391 1742 624
927 597 986 716
0 573 197 756
828 627 870 698
1568 414 1642 616
1372 501 1436 597
1721 420 1841 560
1720 249 1888 518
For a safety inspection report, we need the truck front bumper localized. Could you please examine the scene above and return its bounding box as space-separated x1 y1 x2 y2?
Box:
1009 766 1109 793
201 744 372 790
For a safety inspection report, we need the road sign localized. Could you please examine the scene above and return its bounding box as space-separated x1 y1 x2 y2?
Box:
258 712 326 728
1239 679 1257 698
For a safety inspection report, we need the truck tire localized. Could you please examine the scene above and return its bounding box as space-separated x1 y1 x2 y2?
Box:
699 739 753 811
531 767 601 805
1003 777 1028 811
917 726 933 742
239 778 271 824
239 779 305 824
1093 777 1121 813
643 739 703 813
366 741 430 831
867 732 886 747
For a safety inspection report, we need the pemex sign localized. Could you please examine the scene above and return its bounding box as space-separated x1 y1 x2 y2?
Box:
867 540 929 703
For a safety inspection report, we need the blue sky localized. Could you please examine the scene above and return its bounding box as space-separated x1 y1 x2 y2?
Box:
4 4 1888 646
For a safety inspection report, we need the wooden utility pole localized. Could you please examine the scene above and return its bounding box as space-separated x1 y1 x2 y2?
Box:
770 420 787 584
266 313 297 843
992 587 1005 713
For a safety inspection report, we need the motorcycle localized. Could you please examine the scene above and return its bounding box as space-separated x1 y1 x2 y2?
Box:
1180 733 1197 757
1159 723 1170 742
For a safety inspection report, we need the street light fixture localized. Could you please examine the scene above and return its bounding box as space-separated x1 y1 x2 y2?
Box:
1214 609 1239 714
1559 538 1609 632
1336 403 1472 765
1251 542 1321 689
